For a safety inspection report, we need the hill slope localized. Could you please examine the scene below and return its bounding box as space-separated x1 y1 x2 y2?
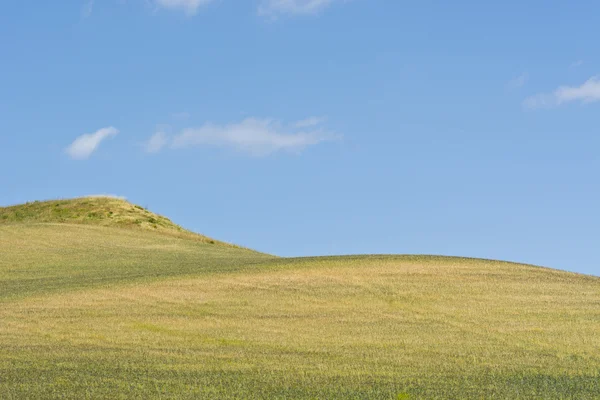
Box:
1 199 599 399
0 223 274 301
0 196 233 245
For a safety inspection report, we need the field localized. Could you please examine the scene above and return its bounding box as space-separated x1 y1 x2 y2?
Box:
1 198 599 399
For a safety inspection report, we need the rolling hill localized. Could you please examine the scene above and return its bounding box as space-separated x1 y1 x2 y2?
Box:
1 197 599 399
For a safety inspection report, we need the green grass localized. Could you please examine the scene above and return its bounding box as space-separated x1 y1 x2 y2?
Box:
1 199 599 399
0 223 273 301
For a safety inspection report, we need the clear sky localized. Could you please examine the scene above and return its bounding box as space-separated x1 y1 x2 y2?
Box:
1 1 599 276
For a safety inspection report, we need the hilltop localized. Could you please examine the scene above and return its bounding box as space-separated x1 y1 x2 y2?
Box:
0 198 599 399
0 196 232 246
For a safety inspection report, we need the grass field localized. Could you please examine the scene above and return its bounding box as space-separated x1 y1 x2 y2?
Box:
1 198 599 399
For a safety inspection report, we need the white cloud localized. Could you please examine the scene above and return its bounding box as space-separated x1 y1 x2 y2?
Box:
155 0 213 15
145 131 169 153
555 77 600 103
258 0 342 17
66 127 119 160
523 76 600 109
507 73 528 90
82 0 94 18
168 117 337 156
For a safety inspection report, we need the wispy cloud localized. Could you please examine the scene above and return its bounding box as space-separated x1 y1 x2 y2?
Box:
144 131 169 153
523 76 600 109
507 73 528 90
82 0 94 18
145 117 337 156
66 127 119 160
258 0 342 17
570 60 584 68
154 0 214 15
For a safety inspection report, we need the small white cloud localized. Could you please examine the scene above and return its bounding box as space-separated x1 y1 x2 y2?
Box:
570 60 584 68
82 0 94 18
507 73 528 90
155 0 213 15
524 76 600 109
170 117 338 156
554 76 600 104
258 0 342 17
66 127 119 160
145 131 169 153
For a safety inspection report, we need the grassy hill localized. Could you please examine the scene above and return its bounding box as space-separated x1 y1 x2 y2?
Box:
0 197 235 245
1 198 599 399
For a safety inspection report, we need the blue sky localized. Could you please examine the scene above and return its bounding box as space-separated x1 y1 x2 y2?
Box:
1 0 599 276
